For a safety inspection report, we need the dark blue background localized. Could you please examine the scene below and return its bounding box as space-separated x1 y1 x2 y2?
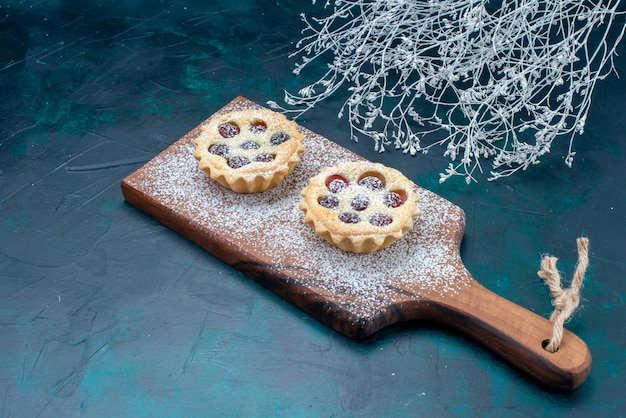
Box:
1 1 624 416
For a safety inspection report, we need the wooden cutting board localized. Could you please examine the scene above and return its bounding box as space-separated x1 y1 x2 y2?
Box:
121 96 591 390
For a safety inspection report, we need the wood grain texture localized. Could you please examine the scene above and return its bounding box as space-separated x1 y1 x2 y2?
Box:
121 96 591 389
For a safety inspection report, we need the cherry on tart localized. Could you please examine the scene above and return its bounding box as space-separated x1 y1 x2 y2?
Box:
193 108 305 193
299 161 421 253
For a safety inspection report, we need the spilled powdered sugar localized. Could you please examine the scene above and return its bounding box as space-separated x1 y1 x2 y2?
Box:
126 104 471 317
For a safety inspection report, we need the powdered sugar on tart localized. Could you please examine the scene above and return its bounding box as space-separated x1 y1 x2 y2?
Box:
193 108 305 193
299 162 421 253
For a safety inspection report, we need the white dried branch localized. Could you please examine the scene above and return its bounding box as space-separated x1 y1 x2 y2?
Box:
270 0 626 182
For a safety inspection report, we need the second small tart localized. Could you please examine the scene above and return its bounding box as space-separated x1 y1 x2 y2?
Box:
193 108 305 193
299 161 421 253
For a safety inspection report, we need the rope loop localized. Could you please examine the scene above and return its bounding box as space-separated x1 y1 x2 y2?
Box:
538 237 589 353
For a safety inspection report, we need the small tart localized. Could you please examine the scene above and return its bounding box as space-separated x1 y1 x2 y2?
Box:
299 162 421 253
193 108 305 193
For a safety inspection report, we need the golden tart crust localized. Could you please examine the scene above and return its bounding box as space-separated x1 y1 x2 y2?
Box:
299 162 421 253
193 108 305 193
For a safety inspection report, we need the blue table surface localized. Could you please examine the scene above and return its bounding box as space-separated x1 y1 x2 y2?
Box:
1 1 624 416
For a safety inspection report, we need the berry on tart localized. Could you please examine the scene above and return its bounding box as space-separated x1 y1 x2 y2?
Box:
299 162 421 253
193 108 305 193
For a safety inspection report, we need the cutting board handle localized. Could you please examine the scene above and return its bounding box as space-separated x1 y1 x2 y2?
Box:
427 279 592 390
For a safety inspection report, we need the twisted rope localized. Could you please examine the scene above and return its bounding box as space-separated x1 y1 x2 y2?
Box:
537 237 589 353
